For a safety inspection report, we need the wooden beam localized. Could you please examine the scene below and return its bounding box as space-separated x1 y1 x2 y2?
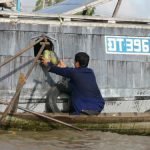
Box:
112 0 123 17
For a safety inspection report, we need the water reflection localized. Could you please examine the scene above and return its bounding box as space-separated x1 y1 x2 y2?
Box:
0 130 149 150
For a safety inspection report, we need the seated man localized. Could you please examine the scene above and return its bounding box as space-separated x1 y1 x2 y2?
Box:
41 52 105 115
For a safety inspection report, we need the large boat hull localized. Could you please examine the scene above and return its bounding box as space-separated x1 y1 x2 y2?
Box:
0 13 150 113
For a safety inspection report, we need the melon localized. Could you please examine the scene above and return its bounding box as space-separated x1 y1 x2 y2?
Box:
43 50 59 65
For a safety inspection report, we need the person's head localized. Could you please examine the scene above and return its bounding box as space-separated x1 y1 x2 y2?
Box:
74 52 89 68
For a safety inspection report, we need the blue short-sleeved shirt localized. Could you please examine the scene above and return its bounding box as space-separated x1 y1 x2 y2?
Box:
48 63 105 114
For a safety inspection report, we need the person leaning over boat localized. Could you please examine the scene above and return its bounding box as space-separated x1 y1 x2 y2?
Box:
41 52 105 115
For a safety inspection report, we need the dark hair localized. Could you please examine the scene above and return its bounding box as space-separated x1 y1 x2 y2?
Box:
75 52 89 67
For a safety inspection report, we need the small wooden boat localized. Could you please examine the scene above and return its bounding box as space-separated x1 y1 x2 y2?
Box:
1 112 150 136
0 13 150 135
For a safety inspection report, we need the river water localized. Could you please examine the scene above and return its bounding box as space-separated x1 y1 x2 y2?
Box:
0 130 149 150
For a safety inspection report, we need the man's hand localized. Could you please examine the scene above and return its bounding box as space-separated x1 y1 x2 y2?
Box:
40 55 49 67
40 55 66 68
57 60 67 68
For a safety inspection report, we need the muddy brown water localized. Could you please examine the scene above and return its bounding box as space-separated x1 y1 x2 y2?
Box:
0 130 149 150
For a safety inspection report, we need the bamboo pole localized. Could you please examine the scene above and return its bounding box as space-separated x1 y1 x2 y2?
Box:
112 0 123 17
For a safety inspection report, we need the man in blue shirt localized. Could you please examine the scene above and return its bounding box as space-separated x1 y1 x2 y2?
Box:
41 52 105 115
